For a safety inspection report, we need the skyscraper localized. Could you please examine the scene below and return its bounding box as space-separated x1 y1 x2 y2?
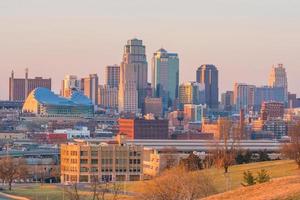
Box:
151 48 179 111
179 82 205 106
221 91 234 111
118 39 148 113
268 64 288 103
82 74 99 105
105 65 120 88
196 64 219 108
9 69 51 101
233 83 255 112
61 75 81 97
98 85 118 110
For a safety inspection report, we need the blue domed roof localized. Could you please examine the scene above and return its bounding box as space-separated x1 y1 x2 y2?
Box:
29 87 92 106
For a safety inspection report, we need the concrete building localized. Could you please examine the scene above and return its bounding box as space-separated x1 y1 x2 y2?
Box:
9 69 51 101
151 48 179 111
119 39 148 113
252 119 287 139
143 97 163 117
254 86 285 111
183 104 207 123
60 137 143 183
118 118 169 139
98 85 118 110
196 65 219 108
268 64 288 103
54 127 90 139
105 65 120 88
82 74 99 105
179 82 205 107
221 91 234 111
201 117 232 140
261 102 285 121
233 83 255 112
61 75 81 98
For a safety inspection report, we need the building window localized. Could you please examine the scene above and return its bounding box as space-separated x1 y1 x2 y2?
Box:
80 151 88 156
91 159 98 164
80 159 88 164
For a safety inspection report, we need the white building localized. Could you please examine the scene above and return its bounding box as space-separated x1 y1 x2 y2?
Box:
61 75 81 97
54 127 90 139
268 64 288 103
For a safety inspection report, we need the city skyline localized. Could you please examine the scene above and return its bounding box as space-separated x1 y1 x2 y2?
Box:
1 0 300 99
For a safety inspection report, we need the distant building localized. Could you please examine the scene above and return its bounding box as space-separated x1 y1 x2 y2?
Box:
143 97 163 117
254 86 284 111
179 82 205 106
261 102 284 120
54 127 90 139
9 69 51 101
221 91 234 111
201 117 231 140
252 119 287 139
183 104 207 123
98 85 118 110
151 48 179 111
196 65 219 108
118 118 169 139
105 65 120 88
22 87 94 118
60 137 143 183
82 74 99 105
61 75 81 97
233 83 255 112
268 64 288 103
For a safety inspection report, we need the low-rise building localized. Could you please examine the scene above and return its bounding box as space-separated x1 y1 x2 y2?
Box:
54 127 90 139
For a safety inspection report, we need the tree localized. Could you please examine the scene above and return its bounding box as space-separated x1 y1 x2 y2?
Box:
257 169 270 183
179 152 203 171
282 122 300 169
258 150 270 162
160 147 179 171
0 156 28 190
242 170 256 186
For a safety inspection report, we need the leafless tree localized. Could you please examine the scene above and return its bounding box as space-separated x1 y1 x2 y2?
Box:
282 122 300 169
0 156 28 190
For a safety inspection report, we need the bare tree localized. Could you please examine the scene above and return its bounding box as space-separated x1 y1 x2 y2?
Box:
65 182 81 200
160 147 178 171
282 122 300 169
0 156 28 190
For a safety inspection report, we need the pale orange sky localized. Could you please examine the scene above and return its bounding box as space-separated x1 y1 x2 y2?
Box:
0 0 300 99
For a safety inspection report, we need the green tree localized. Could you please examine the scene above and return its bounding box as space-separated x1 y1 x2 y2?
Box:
242 170 256 186
256 169 270 183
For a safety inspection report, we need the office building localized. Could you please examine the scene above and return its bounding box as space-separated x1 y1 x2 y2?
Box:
201 117 232 140
233 83 255 112
221 91 234 111
261 102 284 121
61 75 81 97
268 64 288 103
151 48 179 111
9 69 51 101
22 87 94 118
82 74 99 105
98 85 118 110
254 86 285 111
119 39 148 113
196 65 219 108
143 97 163 117
105 65 120 88
60 137 143 183
118 118 169 139
179 82 205 106
183 104 207 123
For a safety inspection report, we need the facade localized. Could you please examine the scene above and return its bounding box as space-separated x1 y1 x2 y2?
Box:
22 87 94 118
54 127 90 139
233 83 255 112
143 97 163 117
61 75 81 97
196 65 219 108
82 74 99 105
9 69 51 101
201 117 232 139
254 86 285 111
179 82 205 106
151 48 179 111
221 91 234 111
119 39 148 113
118 118 169 139
98 85 118 110
105 65 120 88
261 102 285 120
183 104 207 123
61 139 143 183
268 64 288 103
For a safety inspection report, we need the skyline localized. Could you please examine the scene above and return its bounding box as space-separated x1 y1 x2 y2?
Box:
1 0 300 99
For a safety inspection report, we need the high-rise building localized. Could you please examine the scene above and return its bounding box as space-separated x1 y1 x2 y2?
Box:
179 82 205 106
253 86 285 111
82 74 99 105
268 64 288 103
98 85 118 110
196 64 219 108
183 104 207 123
261 101 284 121
233 83 255 112
143 97 163 117
9 69 51 101
221 91 234 111
151 48 179 111
105 65 120 88
61 75 81 97
119 39 148 113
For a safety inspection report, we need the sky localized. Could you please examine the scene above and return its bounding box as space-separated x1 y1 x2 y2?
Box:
0 0 300 100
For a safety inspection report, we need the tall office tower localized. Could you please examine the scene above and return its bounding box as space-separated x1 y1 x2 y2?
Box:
151 48 179 111
233 83 255 112
98 85 118 110
82 74 99 105
179 82 205 106
221 91 234 111
118 39 148 113
9 69 51 101
61 75 81 97
196 64 219 108
253 86 285 111
105 65 120 88
268 64 288 103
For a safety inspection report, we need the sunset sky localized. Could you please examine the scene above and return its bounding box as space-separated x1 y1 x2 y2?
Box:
0 0 300 99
